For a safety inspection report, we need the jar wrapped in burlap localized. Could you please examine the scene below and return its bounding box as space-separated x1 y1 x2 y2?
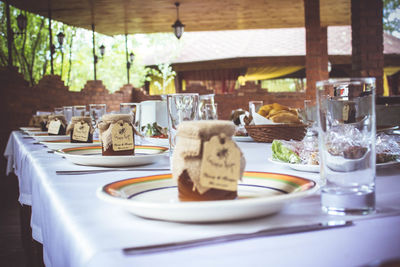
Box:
66 116 94 143
47 115 67 135
97 114 135 155
172 120 246 201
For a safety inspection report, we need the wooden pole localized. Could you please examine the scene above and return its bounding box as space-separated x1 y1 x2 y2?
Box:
5 1 13 68
125 34 130 84
48 4 54 75
92 24 97 81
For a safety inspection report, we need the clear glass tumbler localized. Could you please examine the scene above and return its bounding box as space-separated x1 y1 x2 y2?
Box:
73 105 87 116
249 100 263 115
63 106 73 123
316 78 376 215
166 93 199 154
198 94 215 120
120 103 141 129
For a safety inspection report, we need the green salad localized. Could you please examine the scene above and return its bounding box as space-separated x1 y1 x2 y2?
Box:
271 140 301 164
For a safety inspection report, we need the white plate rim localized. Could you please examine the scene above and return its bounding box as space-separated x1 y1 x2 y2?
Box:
55 145 169 167
97 172 318 222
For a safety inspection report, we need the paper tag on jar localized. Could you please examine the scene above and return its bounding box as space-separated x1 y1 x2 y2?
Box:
72 122 90 142
48 120 61 134
111 122 134 151
199 134 240 191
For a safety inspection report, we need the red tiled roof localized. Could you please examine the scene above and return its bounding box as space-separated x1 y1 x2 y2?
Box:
143 26 400 65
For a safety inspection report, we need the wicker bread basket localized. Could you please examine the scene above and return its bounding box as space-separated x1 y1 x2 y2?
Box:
245 124 307 143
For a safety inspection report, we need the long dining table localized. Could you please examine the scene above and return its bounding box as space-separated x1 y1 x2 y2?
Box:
4 130 400 267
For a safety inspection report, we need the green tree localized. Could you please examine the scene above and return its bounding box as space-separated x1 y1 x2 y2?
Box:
383 0 400 34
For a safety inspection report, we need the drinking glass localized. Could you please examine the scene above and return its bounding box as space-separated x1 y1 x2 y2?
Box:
73 105 87 116
89 104 106 123
120 103 141 129
249 100 263 115
54 107 64 115
203 103 218 120
167 93 199 153
63 106 73 123
198 94 215 120
316 78 376 215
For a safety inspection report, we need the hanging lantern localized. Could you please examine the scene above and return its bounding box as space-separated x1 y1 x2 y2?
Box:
129 52 135 62
16 13 27 33
57 32 65 47
172 2 185 39
99 44 105 57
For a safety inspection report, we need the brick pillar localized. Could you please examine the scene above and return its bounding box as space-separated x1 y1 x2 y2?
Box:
351 0 384 95
304 0 329 101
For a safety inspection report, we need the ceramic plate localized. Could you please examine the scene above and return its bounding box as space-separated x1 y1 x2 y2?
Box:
32 134 70 142
97 171 317 222
40 139 101 150
376 160 400 169
26 131 48 136
233 135 254 142
144 137 169 147
55 145 168 167
268 158 320 173
20 127 41 132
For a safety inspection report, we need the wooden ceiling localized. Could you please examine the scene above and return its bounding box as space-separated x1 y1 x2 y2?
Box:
7 0 351 36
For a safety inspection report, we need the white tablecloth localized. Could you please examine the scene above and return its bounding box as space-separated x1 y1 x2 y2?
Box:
4 131 400 267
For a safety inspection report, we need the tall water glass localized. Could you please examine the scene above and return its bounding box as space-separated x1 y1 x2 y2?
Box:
167 93 199 153
63 106 73 123
120 103 141 129
249 100 263 115
73 105 87 116
54 107 64 115
316 78 376 215
89 104 106 122
198 94 215 120
203 103 218 120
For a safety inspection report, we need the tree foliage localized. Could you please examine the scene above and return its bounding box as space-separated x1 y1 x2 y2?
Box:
383 0 400 33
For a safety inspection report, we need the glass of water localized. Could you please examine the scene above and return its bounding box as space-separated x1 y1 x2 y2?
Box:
120 103 141 129
89 104 106 123
316 78 376 215
167 93 199 154
63 106 73 124
73 105 87 116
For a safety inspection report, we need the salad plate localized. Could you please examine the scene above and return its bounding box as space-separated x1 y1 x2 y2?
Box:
55 145 168 167
268 158 320 173
40 139 101 150
97 171 317 222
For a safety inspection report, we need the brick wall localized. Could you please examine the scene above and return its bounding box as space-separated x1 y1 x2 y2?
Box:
1 67 307 140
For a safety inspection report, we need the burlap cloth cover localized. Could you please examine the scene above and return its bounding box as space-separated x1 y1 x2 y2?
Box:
66 116 94 135
172 120 246 194
97 114 134 150
29 115 48 127
46 115 67 128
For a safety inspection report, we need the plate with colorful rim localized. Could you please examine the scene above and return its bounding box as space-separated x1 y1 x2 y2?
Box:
40 139 101 150
97 171 318 222
32 134 70 142
55 145 169 167
268 158 320 173
20 127 41 132
27 131 48 136
233 135 254 142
